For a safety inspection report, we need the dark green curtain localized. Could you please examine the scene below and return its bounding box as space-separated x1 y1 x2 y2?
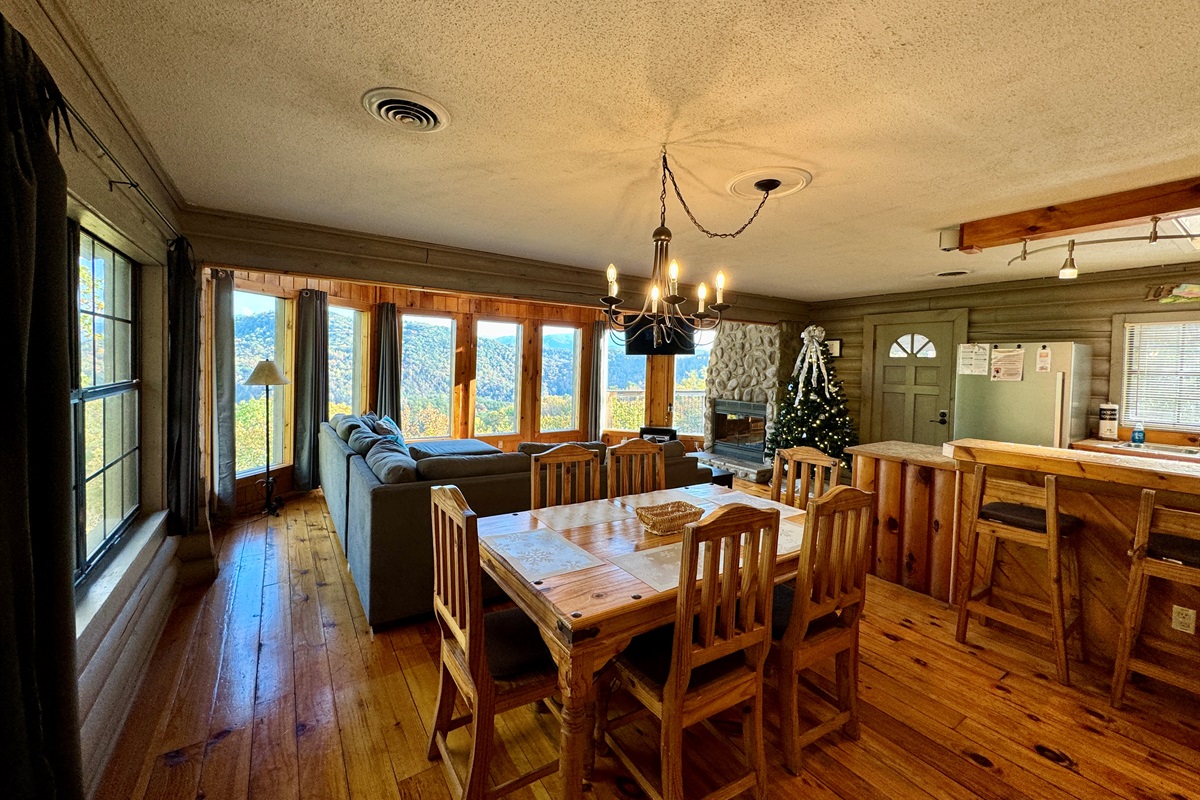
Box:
1 13 85 799
588 320 605 441
211 269 237 517
373 302 401 420
293 289 328 490
167 237 201 534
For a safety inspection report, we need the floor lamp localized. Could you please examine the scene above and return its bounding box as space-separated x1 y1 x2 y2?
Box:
245 359 290 516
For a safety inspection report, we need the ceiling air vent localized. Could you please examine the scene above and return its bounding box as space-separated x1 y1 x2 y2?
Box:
934 269 971 278
362 88 449 132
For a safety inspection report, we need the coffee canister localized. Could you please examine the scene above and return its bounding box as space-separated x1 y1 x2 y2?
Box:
1099 403 1119 440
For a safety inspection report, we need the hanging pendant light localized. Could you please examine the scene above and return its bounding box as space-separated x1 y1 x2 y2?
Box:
1058 240 1078 280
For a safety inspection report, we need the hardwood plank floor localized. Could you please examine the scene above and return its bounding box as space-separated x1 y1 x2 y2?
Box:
98 488 1200 800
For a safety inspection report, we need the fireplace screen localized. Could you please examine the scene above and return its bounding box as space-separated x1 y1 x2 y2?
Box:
712 400 767 462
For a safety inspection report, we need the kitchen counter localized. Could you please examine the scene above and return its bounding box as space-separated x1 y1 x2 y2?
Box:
1071 437 1200 466
943 438 1200 495
941 438 1200 666
848 441 959 601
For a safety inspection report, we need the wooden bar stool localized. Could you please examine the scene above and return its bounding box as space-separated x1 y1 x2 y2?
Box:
954 465 1086 685
1111 490 1200 708
771 446 841 509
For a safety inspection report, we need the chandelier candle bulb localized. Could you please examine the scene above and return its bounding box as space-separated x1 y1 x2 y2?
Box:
606 263 618 297
716 271 726 304
698 282 708 312
651 284 660 314
668 259 679 297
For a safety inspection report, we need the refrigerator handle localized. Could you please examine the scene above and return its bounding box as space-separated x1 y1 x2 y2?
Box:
1053 372 1065 448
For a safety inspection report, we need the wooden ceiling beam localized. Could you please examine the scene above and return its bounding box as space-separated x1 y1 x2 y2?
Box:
958 176 1200 253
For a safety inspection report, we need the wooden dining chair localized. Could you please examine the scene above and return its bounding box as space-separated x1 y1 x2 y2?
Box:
607 438 666 499
531 443 602 509
598 504 780 800
427 486 560 800
769 485 873 774
771 446 841 509
1111 490 1200 708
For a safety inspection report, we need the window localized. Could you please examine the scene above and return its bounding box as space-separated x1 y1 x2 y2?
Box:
541 326 581 432
74 230 139 575
673 330 714 435
1122 319 1200 431
401 314 455 438
233 290 287 474
474 320 521 435
889 333 937 358
601 335 647 430
328 305 366 418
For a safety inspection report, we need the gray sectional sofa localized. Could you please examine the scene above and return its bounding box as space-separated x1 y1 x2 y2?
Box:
318 415 713 627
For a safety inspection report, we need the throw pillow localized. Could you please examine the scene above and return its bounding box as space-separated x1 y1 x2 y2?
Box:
335 415 365 441
374 415 403 438
348 426 383 456
378 434 410 455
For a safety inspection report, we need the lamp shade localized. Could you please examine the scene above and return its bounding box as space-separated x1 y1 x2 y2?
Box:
244 359 290 386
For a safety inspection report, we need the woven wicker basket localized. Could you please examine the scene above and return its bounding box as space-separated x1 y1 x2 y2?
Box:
636 501 704 536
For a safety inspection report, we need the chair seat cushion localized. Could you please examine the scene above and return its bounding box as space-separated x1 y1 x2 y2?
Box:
1148 533 1200 568
617 621 747 689
484 607 555 679
771 583 843 641
978 502 1082 535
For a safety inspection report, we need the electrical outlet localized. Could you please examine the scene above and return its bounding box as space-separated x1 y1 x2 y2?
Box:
1172 605 1197 635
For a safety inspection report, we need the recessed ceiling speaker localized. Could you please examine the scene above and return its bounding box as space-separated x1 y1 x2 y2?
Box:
362 88 449 132
726 166 813 199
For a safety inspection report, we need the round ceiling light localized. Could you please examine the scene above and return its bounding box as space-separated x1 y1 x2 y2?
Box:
362 88 449 132
726 166 813 199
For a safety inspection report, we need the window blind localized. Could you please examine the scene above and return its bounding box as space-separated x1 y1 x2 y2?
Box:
1122 321 1200 432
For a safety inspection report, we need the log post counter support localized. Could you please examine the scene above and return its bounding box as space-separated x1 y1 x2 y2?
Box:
942 438 1200 666
847 442 960 602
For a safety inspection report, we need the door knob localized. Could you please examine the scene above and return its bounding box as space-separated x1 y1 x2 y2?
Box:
929 410 949 425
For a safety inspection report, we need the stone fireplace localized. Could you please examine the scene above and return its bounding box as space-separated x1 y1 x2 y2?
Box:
699 321 803 481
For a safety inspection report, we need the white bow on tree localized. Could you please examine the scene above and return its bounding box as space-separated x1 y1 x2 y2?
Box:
793 324 832 402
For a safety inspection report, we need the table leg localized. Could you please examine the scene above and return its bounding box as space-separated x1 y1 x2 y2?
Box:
556 651 594 799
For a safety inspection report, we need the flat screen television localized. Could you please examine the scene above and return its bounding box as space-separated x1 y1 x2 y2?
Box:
622 315 695 356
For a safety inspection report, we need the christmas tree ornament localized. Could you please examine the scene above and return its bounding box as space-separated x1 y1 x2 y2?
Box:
793 324 832 401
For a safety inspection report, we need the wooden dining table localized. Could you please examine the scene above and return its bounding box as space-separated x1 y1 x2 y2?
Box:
476 483 808 800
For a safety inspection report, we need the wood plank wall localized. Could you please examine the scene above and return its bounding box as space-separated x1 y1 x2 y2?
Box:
810 263 1200 442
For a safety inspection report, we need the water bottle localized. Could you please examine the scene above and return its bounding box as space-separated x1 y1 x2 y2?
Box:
1131 421 1145 447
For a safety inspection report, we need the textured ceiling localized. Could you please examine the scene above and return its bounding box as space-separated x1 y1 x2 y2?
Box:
63 0 1200 301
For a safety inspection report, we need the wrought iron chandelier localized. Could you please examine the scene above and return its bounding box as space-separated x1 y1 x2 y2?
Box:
601 149 781 345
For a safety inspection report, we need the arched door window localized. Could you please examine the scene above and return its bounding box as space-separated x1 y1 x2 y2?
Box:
888 333 937 358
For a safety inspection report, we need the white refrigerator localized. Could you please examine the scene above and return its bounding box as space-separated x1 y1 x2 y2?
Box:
952 342 1092 448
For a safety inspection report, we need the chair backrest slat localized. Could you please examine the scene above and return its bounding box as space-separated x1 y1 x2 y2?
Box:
607 438 666 500
669 504 780 701
430 485 486 679
782 486 874 647
772 446 841 509
531 444 601 509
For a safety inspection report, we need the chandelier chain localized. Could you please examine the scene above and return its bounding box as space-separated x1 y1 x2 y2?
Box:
660 153 771 239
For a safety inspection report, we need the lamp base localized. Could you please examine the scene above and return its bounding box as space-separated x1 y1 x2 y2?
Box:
261 474 285 517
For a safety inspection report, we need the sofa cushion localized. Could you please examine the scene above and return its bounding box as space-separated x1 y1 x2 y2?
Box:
517 441 607 462
335 414 366 441
408 439 502 460
417 452 530 481
374 415 404 437
348 427 383 456
329 413 347 429
663 440 686 459
366 439 419 484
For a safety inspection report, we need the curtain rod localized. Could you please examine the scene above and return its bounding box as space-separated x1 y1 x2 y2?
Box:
63 99 181 240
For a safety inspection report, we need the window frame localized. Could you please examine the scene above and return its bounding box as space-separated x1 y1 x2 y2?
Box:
599 333 650 433
327 301 370 419
399 310 459 440
671 329 715 436
73 228 141 583
231 286 294 476
472 317 524 437
1111 310 1200 433
538 323 584 434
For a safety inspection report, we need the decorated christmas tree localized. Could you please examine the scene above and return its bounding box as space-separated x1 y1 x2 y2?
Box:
765 325 858 466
